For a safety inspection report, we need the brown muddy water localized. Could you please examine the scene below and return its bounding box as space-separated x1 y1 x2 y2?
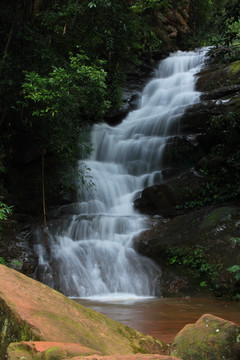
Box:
76 297 240 343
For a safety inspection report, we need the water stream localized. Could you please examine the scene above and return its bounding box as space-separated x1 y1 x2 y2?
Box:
34 49 207 299
76 297 240 343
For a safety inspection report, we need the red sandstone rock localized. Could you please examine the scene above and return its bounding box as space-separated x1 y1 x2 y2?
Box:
7 341 101 359
7 342 182 360
69 356 181 360
0 265 167 359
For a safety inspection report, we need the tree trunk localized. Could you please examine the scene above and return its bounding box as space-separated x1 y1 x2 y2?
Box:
42 150 50 256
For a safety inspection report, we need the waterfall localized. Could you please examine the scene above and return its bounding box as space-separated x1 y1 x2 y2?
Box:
34 49 207 300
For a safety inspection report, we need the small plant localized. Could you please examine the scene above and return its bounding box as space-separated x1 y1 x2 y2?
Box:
208 44 240 64
166 245 221 288
0 201 12 221
230 237 240 248
11 259 22 267
0 201 13 240
227 265 240 281
0 257 6 265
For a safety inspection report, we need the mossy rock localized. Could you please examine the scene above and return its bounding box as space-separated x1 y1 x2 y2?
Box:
7 345 182 360
0 265 167 359
7 341 102 360
170 313 240 360
230 60 240 75
67 356 182 360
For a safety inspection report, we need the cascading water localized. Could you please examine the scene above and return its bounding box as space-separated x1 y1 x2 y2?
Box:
34 49 207 300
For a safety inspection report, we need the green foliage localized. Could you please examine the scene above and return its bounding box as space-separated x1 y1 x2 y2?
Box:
227 265 240 281
11 259 22 267
22 52 109 153
23 53 109 118
0 201 12 264
208 45 240 64
200 112 240 204
177 111 240 210
166 245 222 288
20 52 109 196
0 202 12 221
0 257 6 265
220 0 240 45
204 0 240 46
130 0 170 13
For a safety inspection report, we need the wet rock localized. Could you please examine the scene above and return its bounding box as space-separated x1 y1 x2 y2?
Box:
196 59 240 94
0 265 168 359
201 84 240 101
195 155 227 172
180 101 221 134
170 314 240 360
0 219 37 275
135 205 240 297
134 184 177 217
134 169 205 217
105 69 155 126
105 89 141 126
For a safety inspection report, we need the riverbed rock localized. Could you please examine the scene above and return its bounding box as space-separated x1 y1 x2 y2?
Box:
170 313 240 360
0 265 168 359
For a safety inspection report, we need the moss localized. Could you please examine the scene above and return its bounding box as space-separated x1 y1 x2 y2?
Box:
0 265 167 357
170 315 240 360
229 60 240 75
7 343 35 360
199 207 234 230
41 347 65 360
0 298 41 359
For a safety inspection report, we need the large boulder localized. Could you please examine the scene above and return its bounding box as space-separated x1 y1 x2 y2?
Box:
170 313 240 360
134 170 205 217
0 265 168 359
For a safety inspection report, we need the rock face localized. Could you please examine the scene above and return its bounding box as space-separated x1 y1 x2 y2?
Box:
0 265 167 359
0 220 37 275
133 51 240 298
170 314 240 360
134 170 205 217
135 205 240 297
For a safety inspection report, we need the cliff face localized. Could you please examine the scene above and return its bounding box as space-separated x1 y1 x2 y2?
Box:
152 3 193 52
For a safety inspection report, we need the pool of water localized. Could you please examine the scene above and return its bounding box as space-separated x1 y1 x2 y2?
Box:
76 296 240 343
